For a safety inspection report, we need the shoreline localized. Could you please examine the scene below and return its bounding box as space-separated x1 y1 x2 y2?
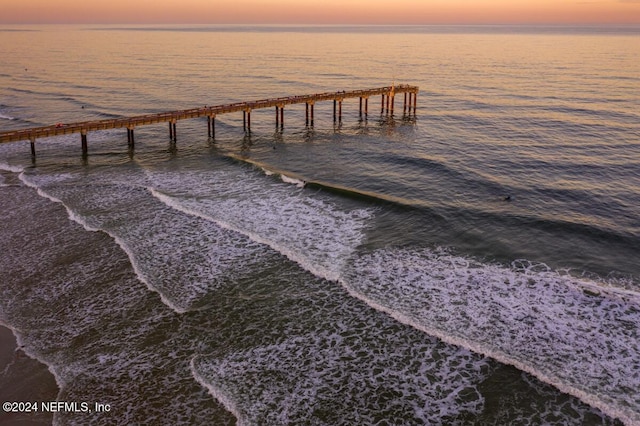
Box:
0 324 59 425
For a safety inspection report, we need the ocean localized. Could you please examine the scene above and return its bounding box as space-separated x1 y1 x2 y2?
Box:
0 24 639 425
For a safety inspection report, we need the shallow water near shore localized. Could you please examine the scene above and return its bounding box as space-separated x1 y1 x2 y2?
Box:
1 24 639 425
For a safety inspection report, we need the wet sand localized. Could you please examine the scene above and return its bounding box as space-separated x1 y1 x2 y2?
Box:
0 325 58 425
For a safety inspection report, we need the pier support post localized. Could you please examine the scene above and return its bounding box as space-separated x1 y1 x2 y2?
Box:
210 115 215 139
404 92 407 114
381 95 385 114
413 92 417 112
81 131 88 156
305 103 309 126
333 99 337 122
243 109 251 133
169 120 177 141
359 97 363 117
308 102 314 127
338 99 342 122
275 105 284 129
280 105 284 129
389 84 396 116
30 137 36 158
358 96 369 119
127 126 135 149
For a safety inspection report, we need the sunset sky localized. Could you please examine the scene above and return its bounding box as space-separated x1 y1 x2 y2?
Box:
2 0 639 25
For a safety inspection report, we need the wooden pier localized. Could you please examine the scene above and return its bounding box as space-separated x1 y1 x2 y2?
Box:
0 85 418 157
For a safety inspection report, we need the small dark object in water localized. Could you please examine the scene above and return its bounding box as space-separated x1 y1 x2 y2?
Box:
504 195 512 201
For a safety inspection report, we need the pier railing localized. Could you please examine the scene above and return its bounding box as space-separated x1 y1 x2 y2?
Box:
0 85 418 157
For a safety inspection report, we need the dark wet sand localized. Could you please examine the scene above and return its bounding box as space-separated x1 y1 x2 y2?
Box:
0 325 58 425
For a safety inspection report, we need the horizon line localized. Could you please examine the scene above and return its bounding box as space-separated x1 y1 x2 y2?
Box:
2 22 640 27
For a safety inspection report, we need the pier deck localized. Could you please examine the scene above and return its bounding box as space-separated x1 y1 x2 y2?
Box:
0 84 418 156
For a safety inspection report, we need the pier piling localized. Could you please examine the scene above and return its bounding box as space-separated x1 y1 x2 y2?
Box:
280 106 284 129
208 115 216 138
81 131 88 155
308 102 314 126
243 109 252 132
359 96 369 119
275 105 284 130
169 121 177 141
330 98 344 122
127 126 135 148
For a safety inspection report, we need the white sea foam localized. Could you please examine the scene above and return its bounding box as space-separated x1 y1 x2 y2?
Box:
190 358 245 425
20 173 222 313
19 173 194 317
9 158 631 424
191 331 491 425
0 175 235 423
145 168 374 283
0 161 24 174
0 112 15 120
20 173 102 234
341 247 640 425
279 173 305 188
5 164 627 425
1 233 228 425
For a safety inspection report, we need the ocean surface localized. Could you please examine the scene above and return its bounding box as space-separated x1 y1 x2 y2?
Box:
1 24 639 425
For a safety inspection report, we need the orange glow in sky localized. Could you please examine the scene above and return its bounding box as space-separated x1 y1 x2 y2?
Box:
2 0 639 25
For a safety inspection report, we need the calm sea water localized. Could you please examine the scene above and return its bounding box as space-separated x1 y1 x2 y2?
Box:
1 25 639 425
